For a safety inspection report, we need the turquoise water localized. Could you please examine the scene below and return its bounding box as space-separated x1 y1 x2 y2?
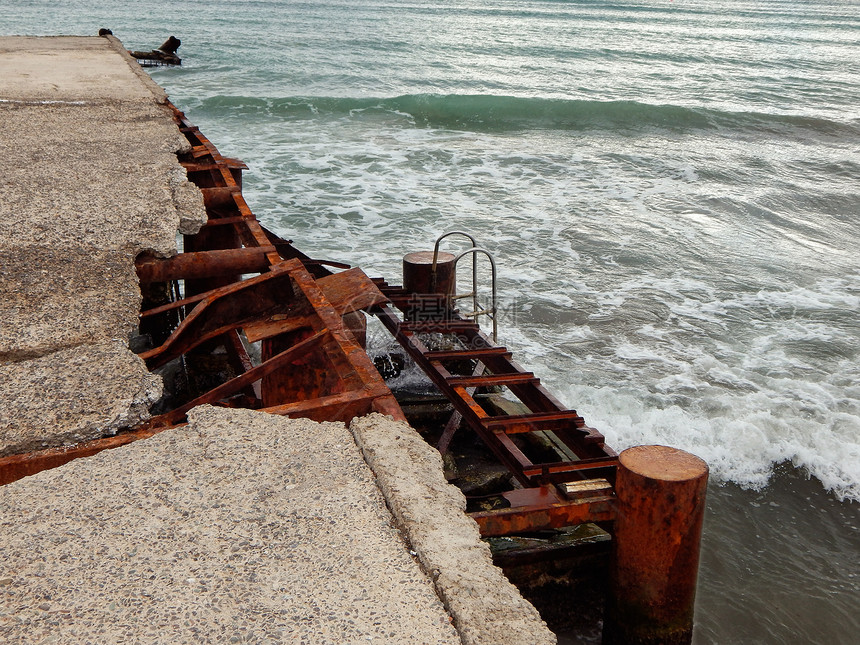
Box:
3 1 859 642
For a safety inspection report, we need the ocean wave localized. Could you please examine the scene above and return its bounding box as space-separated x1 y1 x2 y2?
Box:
196 93 860 137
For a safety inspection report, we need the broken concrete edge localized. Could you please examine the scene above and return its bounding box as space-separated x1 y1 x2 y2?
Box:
350 413 558 645
104 32 208 242
0 340 162 458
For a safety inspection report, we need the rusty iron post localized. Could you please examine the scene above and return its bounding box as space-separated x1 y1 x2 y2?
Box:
403 250 456 296
402 251 456 321
603 445 708 645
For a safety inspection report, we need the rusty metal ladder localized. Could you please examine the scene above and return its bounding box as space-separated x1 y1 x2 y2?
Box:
371 231 619 534
370 294 618 534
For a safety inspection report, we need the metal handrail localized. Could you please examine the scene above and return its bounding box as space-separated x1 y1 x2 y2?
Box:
432 231 498 342
432 231 477 311
454 247 498 343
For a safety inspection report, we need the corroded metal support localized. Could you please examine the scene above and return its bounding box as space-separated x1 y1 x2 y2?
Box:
0 426 167 486
403 250 457 299
402 250 457 322
603 445 709 645
371 301 616 492
136 247 276 284
471 487 615 536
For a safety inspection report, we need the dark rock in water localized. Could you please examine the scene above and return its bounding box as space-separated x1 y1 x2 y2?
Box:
157 36 181 55
129 36 182 66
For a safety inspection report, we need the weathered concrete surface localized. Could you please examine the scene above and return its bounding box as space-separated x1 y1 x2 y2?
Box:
351 414 557 645
0 340 162 457
0 36 205 452
0 407 462 645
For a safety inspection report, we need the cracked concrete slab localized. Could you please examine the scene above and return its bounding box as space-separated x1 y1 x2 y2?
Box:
0 35 206 455
0 407 462 645
0 340 162 457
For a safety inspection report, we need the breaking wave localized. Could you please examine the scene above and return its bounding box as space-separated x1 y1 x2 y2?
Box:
197 93 859 137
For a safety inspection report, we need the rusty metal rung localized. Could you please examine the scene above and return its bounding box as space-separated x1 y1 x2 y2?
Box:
425 347 511 361
484 411 585 432
399 320 480 333
447 373 538 388
522 457 620 479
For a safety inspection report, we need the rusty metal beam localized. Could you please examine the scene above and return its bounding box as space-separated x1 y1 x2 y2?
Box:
146 328 330 428
470 494 616 537
136 246 277 284
139 262 297 370
0 426 168 487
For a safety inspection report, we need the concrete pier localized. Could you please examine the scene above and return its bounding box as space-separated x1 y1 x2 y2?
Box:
0 35 205 455
0 37 555 644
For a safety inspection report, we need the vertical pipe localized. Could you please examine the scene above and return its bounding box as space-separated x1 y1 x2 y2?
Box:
603 445 708 645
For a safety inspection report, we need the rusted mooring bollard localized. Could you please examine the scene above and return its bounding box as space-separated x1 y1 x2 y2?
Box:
604 445 708 645
402 251 456 321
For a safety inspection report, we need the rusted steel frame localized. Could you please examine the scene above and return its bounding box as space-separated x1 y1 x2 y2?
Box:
484 411 608 461
446 372 538 388
141 289 211 319
200 186 242 211
417 311 610 457
249 262 403 422
450 328 613 458
425 347 512 361
145 328 330 428
432 323 576 414
139 263 296 370
0 425 169 487
168 101 278 263
222 328 261 401
258 223 349 278
502 484 563 507
140 263 382 324
201 216 251 228
521 456 621 482
492 427 536 472
262 382 402 423
484 411 584 434
453 325 574 408
374 304 536 485
436 360 485 454
470 494 616 537
371 394 407 421
287 264 382 392
195 155 274 258
243 312 314 344
181 159 247 173
399 320 480 333
136 246 277 284
374 302 620 488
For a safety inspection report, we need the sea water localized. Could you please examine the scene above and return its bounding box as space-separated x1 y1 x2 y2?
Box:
2 1 858 642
